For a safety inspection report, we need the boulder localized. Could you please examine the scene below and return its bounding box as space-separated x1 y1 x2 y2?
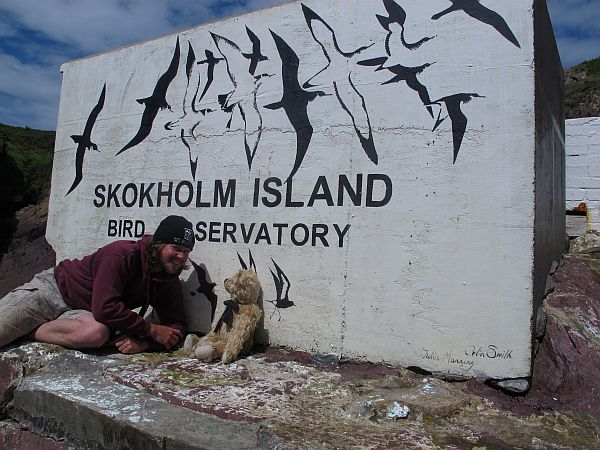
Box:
0 199 55 298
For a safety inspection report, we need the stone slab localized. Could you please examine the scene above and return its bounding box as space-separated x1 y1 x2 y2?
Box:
10 352 261 450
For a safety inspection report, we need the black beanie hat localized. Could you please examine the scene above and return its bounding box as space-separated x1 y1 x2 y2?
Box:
153 215 195 250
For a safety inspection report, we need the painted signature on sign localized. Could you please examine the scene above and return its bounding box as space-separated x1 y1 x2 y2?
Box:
420 348 474 371
465 344 513 360
420 344 514 371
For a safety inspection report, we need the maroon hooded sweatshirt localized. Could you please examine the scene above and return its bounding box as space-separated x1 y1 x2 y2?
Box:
53 235 186 343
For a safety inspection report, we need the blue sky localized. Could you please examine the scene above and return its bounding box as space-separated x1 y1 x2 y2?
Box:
0 0 598 131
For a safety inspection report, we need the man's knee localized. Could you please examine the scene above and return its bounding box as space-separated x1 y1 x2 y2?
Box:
75 316 110 347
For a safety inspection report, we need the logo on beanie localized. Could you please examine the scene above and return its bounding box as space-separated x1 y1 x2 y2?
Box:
183 228 194 247
173 227 194 248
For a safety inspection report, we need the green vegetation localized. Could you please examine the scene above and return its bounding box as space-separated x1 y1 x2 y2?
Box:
565 57 600 115
0 123 55 207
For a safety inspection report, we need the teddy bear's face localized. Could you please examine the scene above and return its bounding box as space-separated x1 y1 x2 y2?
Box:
224 269 261 305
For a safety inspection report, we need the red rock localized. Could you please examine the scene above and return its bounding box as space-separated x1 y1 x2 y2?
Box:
0 201 55 298
466 255 600 418
0 354 22 412
0 421 69 450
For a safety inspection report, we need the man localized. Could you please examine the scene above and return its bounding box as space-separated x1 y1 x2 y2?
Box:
0 215 194 354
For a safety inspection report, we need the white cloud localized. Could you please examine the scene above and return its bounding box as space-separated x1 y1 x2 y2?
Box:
0 0 287 129
0 0 285 55
0 54 58 97
547 0 600 35
0 17 17 37
0 53 60 129
556 36 600 68
1 0 186 53
547 0 600 66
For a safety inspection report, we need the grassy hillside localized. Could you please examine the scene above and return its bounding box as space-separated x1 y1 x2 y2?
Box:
0 123 55 207
0 124 54 253
565 57 600 119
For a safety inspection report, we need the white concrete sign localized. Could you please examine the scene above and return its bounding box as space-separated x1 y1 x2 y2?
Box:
47 0 564 379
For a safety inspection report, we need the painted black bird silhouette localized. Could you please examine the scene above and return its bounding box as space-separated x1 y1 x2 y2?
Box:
179 128 198 179
160 42 202 179
237 249 257 273
181 41 196 118
302 4 378 165
264 31 327 181
189 259 218 321
428 93 485 163
117 37 180 155
431 0 520 48
194 50 223 109
212 32 266 170
217 93 236 128
376 0 435 53
358 57 435 118
267 258 294 320
171 42 200 179
242 26 268 75
66 83 106 196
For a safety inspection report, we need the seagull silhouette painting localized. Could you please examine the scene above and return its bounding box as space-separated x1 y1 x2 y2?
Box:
211 32 266 170
431 0 521 48
358 57 436 118
428 92 485 163
267 258 294 320
242 26 269 75
189 259 218 322
376 0 436 53
117 37 180 155
164 42 202 179
181 41 196 119
237 249 257 273
193 50 224 110
264 31 327 181
302 4 378 166
66 83 106 196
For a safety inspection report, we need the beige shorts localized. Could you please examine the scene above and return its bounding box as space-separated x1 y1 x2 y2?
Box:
0 268 90 348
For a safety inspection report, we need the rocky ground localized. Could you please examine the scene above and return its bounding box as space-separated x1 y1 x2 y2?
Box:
0 207 599 448
0 197 55 298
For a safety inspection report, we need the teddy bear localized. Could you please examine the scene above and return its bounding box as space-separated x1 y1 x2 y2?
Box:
183 269 262 363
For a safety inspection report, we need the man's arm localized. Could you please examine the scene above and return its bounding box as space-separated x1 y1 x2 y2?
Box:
90 253 150 336
91 253 187 351
154 281 187 328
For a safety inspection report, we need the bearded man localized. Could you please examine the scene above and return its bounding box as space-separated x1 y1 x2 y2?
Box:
0 215 194 354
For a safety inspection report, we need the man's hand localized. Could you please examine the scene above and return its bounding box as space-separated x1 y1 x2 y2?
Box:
115 336 150 354
148 323 182 349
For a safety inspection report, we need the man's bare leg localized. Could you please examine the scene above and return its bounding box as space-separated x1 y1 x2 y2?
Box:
34 314 109 349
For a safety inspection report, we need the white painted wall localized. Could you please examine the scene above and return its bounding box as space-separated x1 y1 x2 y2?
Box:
47 0 562 379
566 117 600 230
